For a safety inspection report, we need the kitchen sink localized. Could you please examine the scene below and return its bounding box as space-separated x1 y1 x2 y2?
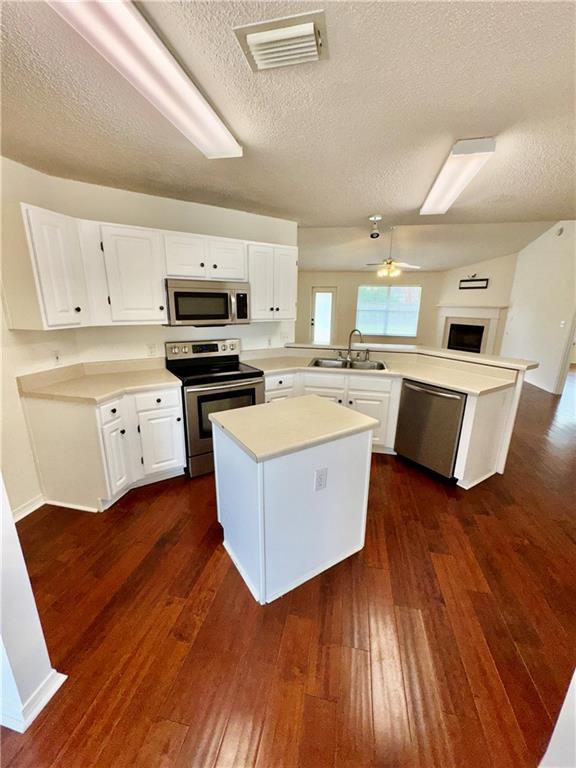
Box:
309 357 387 370
310 358 348 368
350 360 386 370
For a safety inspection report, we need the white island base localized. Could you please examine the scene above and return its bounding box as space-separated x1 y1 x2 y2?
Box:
210 396 377 604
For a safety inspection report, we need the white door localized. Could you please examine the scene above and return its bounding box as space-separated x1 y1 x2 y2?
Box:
138 407 185 475
347 389 390 446
24 205 88 327
101 420 132 495
102 225 167 323
311 288 336 344
165 233 208 278
273 247 298 320
248 244 275 320
207 239 247 280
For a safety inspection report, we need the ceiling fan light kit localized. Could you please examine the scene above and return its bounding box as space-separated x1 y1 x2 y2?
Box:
366 225 421 277
419 137 496 215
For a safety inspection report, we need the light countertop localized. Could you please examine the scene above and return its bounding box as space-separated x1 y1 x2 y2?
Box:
250 355 516 396
210 394 378 462
18 362 181 404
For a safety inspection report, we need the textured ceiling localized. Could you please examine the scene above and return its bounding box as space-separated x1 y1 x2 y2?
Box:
1 1 575 246
298 222 554 271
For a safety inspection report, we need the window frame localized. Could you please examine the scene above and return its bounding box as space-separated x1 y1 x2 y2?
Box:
355 284 422 338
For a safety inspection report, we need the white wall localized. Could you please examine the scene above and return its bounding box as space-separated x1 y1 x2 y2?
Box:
501 222 576 393
1 158 298 514
295 270 443 346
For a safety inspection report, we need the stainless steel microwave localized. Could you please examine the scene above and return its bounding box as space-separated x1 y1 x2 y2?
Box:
166 279 250 326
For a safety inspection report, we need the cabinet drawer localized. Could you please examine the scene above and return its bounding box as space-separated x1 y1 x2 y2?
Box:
99 399 123 425
346 374 392 393
266 373 295 391
134 389 181 412
302 372 346 390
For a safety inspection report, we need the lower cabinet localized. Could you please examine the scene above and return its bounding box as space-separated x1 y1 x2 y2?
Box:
101 419 132 495
346 390 390 447
139 407 185 474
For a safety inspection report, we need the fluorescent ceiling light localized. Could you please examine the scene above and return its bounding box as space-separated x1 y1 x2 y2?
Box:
47 0 242 159
420 138 496 215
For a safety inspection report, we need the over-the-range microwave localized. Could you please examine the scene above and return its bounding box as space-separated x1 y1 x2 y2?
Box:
166 279 250 326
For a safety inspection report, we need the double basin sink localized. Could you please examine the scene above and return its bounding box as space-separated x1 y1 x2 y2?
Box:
310 357 386 370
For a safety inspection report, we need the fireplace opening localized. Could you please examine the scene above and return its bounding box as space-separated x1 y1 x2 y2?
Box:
447 323 484 353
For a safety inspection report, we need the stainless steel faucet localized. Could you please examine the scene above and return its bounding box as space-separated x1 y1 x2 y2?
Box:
346 328 364 363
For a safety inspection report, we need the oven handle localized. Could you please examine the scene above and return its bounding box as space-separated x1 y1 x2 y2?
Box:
185 378 264 394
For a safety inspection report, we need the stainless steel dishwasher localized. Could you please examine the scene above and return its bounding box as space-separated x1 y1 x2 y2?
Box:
394 379 467 478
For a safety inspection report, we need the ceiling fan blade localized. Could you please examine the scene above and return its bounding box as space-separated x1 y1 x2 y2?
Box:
365 262 387 266
394 262 421 269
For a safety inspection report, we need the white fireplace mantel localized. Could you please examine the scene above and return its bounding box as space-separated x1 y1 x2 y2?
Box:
436 305 509 355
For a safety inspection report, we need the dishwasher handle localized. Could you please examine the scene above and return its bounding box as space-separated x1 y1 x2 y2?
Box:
403 382 463 400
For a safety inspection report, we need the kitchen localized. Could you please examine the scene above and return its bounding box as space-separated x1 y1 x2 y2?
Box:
1 2 575 767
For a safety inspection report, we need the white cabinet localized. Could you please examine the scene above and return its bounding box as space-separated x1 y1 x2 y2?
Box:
207 239 247 280
265 373 297 402
138 407 185 475
23 205 89 328
101 420 132 495
101 225 167 323
248 245 298 321
164 233 207 278
273 247 298 319
346 390 390 447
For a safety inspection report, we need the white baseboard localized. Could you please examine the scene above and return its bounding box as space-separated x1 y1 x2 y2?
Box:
456 470 496 490
44 500 99 513
223 540 261 603
1 668 67 733
12 494 45 522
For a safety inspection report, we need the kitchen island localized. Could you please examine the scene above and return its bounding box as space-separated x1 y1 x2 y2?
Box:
210 395 377 604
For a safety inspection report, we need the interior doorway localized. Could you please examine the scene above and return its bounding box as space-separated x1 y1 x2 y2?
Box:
311 287 337 345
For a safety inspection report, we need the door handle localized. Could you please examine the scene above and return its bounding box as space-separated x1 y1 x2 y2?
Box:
185 378 263 393
404 382 463 400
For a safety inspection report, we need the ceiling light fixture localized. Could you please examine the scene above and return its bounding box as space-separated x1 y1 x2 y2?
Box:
419 137 496 215
46 0 242 159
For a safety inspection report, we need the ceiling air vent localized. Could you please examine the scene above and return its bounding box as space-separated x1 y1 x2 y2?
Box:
234 11 327 72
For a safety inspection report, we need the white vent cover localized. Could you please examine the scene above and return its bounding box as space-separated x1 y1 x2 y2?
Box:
234 11 327 72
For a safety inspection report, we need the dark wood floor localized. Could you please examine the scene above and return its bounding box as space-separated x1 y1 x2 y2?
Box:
3 373 575 768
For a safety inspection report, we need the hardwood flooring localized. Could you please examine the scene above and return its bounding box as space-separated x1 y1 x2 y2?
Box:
2 374 575 767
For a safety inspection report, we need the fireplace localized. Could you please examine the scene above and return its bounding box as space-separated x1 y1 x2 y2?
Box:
447 323 484 354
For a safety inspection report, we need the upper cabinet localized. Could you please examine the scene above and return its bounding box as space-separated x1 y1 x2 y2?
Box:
248 245 298 321
23 204 89 328
165 233 247 281
101 225 167 323
12 204 296 330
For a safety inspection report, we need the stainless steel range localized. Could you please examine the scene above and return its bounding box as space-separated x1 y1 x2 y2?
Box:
165 339 264 477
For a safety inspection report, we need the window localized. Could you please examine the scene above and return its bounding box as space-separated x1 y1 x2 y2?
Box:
355 285 422 337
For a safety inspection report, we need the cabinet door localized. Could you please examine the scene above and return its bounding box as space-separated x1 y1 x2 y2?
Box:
273 247 298 320
138 407 185 475
101 420 132 496
265 390 293 403
24 205 88 327
207 239 247 280
248 245 275 320
102 225 167 323
306 387 346 404
347 389 390 446
165 233 208 278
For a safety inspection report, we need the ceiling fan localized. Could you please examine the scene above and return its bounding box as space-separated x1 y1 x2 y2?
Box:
366 221 421 277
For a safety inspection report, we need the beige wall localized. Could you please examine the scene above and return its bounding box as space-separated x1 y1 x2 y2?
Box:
501 222 576 393
438 253 518 308
1 158 298 514
295 271 443 346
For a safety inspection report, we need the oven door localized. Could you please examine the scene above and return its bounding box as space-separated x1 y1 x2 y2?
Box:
185 378 265 457
168 285 232 326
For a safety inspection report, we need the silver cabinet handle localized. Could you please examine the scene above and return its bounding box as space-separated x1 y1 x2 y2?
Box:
404 382 463 400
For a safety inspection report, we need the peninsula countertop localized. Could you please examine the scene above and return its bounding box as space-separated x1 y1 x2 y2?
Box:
209 394 379 462
245 355 518 396
18 360 181 404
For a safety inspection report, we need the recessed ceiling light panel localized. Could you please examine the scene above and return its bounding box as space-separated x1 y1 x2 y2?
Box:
234 11 328 72
420 137 496 215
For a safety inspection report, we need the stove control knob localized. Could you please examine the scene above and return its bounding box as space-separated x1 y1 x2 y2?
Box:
221 344 228 351
181 346 189 354
171 346 180 354
228 343 236 351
